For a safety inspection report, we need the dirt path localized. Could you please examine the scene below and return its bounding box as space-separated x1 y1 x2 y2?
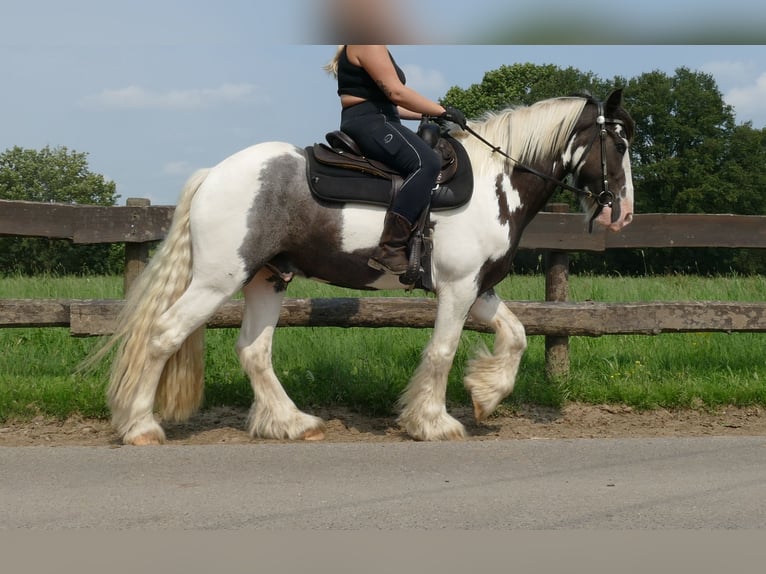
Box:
1 403 765 446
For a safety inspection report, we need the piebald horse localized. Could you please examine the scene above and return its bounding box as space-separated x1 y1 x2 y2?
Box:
100 90 635 444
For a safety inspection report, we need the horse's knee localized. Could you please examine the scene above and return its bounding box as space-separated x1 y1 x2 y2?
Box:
237 340 273 374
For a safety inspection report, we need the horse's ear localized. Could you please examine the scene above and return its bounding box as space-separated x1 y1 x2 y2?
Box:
605 88 624 113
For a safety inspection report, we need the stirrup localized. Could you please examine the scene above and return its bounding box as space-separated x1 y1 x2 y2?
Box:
399 207 432 286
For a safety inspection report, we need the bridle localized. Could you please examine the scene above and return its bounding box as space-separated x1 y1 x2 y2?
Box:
456 100 626 232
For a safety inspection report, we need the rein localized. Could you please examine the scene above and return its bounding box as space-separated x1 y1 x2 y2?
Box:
456 101 622 232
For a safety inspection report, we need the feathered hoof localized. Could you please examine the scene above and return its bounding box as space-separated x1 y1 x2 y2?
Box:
473 399 488 422
471 395 504 423
301 427 326 441
122 421 166 445
466 381 508 423
398 411 466 441
248 405 326 441
127 432 165 446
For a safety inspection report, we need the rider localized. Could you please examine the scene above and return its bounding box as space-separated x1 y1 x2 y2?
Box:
324 45 467 275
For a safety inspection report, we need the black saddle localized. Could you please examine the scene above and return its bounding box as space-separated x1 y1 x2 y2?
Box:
304 123 473 211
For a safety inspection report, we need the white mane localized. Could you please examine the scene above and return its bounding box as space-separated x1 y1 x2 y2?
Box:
455 97 588 175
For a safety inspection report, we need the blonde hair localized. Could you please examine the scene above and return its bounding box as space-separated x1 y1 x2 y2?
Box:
323 45 344 78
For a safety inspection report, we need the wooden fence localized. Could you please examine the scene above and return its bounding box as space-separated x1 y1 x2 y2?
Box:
2 197 766 378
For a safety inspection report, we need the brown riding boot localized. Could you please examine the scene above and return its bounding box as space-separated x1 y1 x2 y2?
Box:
367 211 414 275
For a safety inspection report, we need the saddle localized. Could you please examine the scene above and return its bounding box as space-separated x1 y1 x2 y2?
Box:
304 123 473 211
304 121 474 290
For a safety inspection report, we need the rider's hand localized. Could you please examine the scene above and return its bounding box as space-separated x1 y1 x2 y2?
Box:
439 107 467 129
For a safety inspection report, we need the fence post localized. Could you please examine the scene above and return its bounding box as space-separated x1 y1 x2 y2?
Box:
123 198 152 296
544 203 570 381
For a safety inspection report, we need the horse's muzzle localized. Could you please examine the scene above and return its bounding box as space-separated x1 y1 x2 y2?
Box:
593 202 633 232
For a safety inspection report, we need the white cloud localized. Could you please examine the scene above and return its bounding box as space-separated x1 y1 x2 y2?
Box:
698 59 766 127
724 72 766 128
81 83 265 110
401 65 448 98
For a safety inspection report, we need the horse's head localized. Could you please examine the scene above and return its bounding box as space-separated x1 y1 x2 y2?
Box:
565 89 635 232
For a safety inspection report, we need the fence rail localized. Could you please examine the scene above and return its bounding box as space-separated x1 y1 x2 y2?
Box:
4 198 766 249
2 298 766 337
2 198 766 378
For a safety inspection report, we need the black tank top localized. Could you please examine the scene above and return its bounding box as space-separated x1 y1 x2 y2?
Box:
337 46 406 103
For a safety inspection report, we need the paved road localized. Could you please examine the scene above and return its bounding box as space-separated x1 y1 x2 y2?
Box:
2 436 765 529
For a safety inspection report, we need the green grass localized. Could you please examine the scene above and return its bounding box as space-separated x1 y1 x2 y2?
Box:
1 273 765 422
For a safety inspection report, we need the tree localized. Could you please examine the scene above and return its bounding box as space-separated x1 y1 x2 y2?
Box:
623 68 737 214
0 146 117 204
620 68 766 274
0 145 122 275
442 63 611 118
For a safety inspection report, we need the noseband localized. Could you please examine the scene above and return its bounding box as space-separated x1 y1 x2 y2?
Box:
459 100 625 232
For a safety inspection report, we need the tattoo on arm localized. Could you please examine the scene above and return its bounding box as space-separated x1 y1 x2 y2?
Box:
376 80 394 100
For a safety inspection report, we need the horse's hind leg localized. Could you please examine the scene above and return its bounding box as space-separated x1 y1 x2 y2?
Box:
397 279 478 440
115 280 237 445
464 289 527 421
238 268 325 440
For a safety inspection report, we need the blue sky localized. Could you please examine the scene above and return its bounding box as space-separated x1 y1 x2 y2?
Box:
3 1 766 205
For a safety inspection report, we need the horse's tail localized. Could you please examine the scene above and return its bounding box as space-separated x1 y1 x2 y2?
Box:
83 168 211 431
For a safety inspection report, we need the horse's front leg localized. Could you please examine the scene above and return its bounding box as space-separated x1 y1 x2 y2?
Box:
397 280 477 441
464 289 527 421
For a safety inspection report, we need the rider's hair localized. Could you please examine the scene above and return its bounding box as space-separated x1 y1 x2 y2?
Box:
323 45 344 78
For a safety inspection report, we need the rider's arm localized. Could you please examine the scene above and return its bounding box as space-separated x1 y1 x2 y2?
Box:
350 45 446 117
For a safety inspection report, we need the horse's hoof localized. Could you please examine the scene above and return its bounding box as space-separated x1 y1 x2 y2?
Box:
411 427 466 441
446 428 466 441
472 399 488 422
399 413 467 441
126 432 165 446
301 427 326 441
119 416 167 445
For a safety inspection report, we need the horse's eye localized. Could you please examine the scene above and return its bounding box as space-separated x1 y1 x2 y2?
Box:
615 141 627 155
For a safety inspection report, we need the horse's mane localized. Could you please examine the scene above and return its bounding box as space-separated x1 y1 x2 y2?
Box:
457 96 589 172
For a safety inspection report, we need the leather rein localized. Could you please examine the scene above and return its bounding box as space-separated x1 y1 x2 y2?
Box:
453 101 625 232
